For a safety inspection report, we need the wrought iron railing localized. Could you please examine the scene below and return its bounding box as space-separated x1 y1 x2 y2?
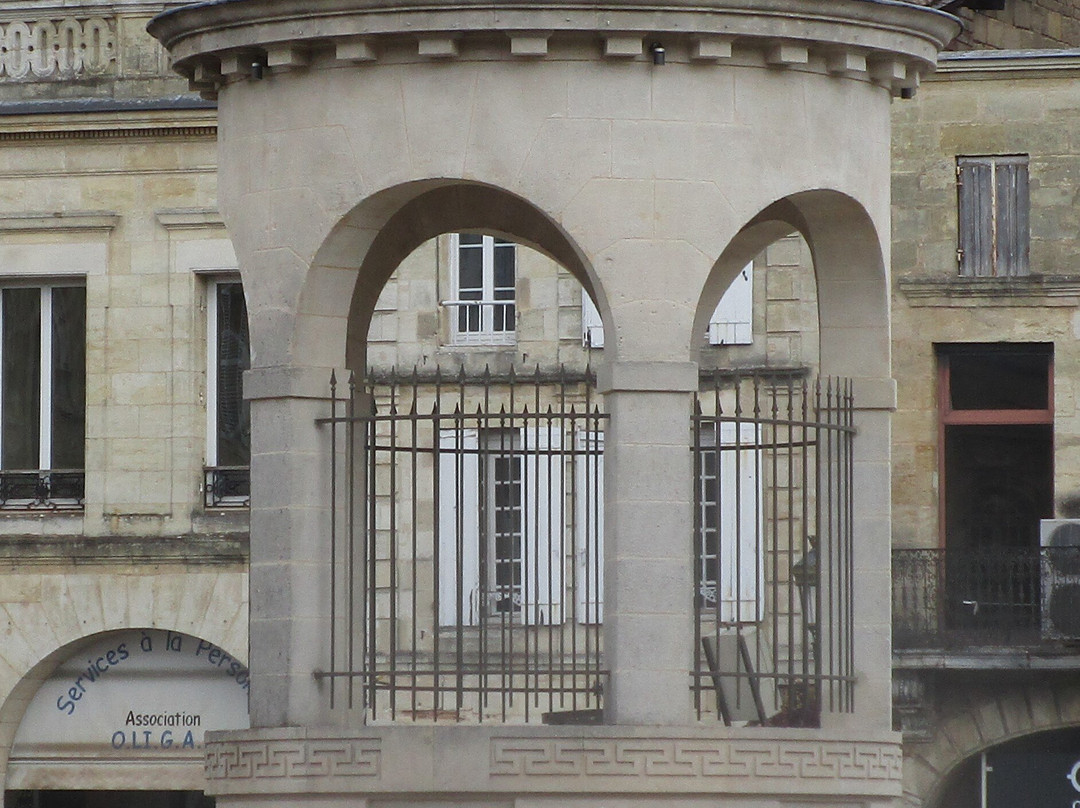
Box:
892 547 1080 648
319 368 856 726
691 373 856 727
0 469 83 509
203 465 250 508
320 366 605 722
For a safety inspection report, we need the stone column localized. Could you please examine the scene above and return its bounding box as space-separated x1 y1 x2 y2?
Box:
599 361 699 726
245 365 349 729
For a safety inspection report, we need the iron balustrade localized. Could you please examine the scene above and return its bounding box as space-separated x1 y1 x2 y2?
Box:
203 465 250 508
691 373 856 727
319 367 857 726
892 546 1080 648
0 469 83 509
319 366 606 722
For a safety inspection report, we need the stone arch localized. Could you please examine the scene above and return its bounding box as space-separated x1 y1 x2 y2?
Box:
904 682 1080 807
693 189 887 379
291 180 602 373
0 570 247 790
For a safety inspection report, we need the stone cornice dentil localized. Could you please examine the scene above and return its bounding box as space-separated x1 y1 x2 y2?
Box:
147 0 960 100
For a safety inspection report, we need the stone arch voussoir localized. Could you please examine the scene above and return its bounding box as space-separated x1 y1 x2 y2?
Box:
905 681 1080 808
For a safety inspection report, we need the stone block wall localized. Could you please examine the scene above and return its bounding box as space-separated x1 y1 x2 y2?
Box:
890 58 1080 548
949 1 1080 50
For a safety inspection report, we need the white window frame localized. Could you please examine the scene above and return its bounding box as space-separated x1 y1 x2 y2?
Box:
205 277 251 506
438 425 564 626
446 233 516 346
708 263 753 346
0 281 85 473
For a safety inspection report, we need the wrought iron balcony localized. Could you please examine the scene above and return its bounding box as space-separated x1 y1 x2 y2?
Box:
0 469 84 510
203 465 250 508
892 547 1080 650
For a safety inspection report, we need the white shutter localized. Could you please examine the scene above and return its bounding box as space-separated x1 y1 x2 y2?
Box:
575 430 604 623
438 427 481 626
523 423 564 625
708 264 753 346
581 291 605 348
719 421 763 623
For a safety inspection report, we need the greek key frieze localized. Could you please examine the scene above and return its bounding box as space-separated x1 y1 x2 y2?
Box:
490 738 902 782
0 18 116 80
205 738 381 781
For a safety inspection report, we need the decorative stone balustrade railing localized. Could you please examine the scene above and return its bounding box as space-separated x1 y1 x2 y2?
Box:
0 18 116 80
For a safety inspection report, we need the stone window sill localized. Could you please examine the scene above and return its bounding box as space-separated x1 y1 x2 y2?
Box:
897 275 1080 307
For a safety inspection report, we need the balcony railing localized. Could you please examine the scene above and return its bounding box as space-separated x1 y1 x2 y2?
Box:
892 547 1080 649
0 469 83 510
203 465 250 508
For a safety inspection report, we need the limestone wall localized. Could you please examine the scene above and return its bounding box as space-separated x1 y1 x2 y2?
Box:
891 55 1080 544
950 1 1080 50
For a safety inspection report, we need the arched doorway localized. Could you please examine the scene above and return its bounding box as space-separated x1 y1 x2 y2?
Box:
3 630 249 807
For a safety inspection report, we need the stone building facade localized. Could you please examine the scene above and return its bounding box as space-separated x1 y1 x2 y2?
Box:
7 1 1080 807
0 3 249 805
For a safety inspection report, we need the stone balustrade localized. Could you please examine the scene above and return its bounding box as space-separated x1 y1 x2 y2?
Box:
0 17 116 80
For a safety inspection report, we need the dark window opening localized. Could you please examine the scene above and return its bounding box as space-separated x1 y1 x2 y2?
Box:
5 791 214 808
937 344 1054 635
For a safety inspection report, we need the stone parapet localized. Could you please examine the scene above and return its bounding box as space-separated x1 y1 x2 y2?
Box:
204 725 904 801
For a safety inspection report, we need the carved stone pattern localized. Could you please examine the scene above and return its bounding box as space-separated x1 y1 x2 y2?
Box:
205 739 381 781
489 738 902 782
0 18 116 80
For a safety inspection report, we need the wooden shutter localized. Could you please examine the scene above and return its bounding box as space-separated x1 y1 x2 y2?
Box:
581 291 604 348
708 264 753 345
958 157 994 277
575 430 604 623
438 427 481 626
523 423 564 625
718 422 763 623
995 158 1030 277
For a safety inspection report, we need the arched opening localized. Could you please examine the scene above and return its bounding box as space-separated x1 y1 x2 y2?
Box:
687 190 885 727
2 629 249 807
933 726 1080 808
311 183 609 722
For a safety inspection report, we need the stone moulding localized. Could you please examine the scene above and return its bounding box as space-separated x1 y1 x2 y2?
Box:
147 0 961 100
898 275 1080 307
0 17 116 80
202 727 903 798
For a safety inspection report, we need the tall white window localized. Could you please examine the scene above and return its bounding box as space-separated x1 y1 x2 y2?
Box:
957 154 1029 277
0 284 86 505
205 280 250 507
449 233 516 345
697 421 763 623
438 427 564 626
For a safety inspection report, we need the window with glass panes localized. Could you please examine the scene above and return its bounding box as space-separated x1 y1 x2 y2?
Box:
0 285 85 475
205 280 250 507
450 234 516 344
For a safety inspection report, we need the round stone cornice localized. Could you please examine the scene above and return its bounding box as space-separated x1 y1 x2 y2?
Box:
148 0 960 99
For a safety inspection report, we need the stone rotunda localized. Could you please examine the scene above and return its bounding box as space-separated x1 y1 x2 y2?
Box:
150 2 959 806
